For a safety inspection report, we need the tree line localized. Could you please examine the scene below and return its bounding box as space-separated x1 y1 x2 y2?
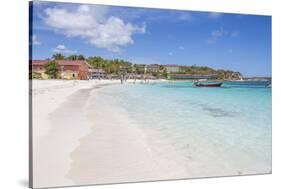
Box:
37 53 242 80
45 53 167 76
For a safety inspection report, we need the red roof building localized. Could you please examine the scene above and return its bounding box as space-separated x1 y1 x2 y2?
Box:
31 60 90 80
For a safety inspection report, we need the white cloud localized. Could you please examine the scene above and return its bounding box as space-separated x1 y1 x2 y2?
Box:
207 27 228 43
207 27 240 45
178 13 192 21
178 46 185 50
207 27 239 44
53 44 77 54
208 12 223 19
32 35 41 45
231 31 239 37
43 5 146 52
56 45 66 50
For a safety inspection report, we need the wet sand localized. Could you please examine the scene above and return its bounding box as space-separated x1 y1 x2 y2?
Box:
65 88 188 186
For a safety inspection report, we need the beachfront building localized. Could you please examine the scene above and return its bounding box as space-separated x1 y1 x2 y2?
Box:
89 68 106 79
31 60 90 80
146 64 160 73
164 65 181 73
135 64 147 74
168 74 217 80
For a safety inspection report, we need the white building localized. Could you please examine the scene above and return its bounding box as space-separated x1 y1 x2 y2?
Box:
89 68 106 79
164 65 181 73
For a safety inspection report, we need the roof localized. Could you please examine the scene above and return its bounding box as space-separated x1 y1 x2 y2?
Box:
31 60 88 66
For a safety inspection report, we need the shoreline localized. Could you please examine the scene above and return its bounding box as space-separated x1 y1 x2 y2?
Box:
65 85 189 186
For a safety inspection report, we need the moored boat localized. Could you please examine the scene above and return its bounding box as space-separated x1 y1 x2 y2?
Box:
194 82 223 87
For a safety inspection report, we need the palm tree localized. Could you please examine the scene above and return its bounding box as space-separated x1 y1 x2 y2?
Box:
77 54 85 60
67 55 78 60
88 56 104 68
52 53 65 60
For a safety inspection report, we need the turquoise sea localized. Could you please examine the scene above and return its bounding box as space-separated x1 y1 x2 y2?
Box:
98 81 272 176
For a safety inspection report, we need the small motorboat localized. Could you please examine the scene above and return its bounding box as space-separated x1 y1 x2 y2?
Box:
194 82 223 87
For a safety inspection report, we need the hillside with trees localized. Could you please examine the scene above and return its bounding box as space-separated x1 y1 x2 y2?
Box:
180 65 242 80
44 54 242 80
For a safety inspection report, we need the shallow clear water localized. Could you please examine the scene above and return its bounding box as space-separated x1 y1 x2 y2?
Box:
98 81 272 176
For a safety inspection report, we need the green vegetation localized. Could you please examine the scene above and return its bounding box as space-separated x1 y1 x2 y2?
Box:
45 53 242 80
88 56 133 74
66 54 86 60
44 60 58 79
181 65 216 75
52 53 65 60
179 65 242 80
31 72 42 79
52 53 85 60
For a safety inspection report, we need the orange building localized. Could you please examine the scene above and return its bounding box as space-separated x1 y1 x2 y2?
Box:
31 60 90 80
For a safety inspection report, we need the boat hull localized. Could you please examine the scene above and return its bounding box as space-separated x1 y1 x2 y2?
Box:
194 82 223 87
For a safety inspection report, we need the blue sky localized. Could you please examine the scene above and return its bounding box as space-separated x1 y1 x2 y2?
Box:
31 1 272 77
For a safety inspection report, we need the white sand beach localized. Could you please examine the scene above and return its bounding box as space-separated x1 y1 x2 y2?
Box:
31 79 187 188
